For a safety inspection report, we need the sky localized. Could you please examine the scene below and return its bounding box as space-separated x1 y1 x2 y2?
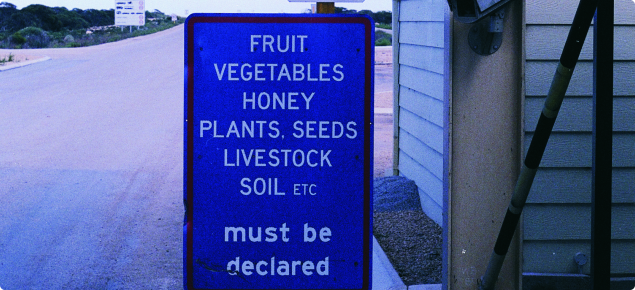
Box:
6 0 392 16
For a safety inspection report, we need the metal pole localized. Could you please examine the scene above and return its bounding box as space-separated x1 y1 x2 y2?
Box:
316 2 335 14
592 0 613 288
478 0 599 289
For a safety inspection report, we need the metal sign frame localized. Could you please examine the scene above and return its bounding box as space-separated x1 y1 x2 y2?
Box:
447 0 510 23
184 13 374 290
114 0 145 26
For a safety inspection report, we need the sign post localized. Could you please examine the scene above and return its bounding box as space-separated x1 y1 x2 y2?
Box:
184 14 374 290
288 0 366 13
317 2 335 13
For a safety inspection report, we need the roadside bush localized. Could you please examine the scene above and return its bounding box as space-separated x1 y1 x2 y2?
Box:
376 38 391 46
0 5 185 49
375 30 392 46
10 31 26 45
18 26 50 48
0 53 15 64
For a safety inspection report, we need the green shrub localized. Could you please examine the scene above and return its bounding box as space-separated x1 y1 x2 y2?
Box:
375 38 391 46
0 53 15 64
17 26 50 48
375 30 392 46
10 32 26 45
18 26 45 36
63 34 75 42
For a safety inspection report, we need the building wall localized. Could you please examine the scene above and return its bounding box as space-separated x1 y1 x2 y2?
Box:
448 1 524 288
395 0 447 225
524 0 635 274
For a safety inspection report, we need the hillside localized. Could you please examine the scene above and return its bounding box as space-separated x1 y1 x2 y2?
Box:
0 2 390 49
0 2 183 49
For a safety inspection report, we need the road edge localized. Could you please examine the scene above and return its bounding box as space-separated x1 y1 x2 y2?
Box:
373 236 408 290
0 56 51 72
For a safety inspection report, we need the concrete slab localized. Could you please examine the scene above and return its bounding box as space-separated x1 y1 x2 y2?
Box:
408 284 442 290
373 236 407 290
375 107 393 115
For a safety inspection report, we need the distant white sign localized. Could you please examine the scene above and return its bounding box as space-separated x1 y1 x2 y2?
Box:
115 0 146 26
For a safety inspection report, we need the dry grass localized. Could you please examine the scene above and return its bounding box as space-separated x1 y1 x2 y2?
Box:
0 53 45 66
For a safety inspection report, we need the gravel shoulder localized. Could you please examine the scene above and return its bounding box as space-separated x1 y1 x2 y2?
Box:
373 176 443 285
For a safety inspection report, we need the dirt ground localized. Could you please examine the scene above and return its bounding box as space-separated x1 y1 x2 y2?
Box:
374 210 443 285
0 25 185 289
1 33 438 287
0 53 45 66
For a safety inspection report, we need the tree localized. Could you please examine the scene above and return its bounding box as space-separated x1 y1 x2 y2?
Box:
334 7 392 25
146 9 166 20
9 11 40 31
22 4 62 31
0 2 17 31
0 2 16 9
79 9 114 27
334 7 357 14
57 10 89 30
1 4 115 34
374 11 392 24
358 9 374 17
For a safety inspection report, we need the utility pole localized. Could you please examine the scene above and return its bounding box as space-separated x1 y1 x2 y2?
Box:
316 2 335 14
592 0 614 288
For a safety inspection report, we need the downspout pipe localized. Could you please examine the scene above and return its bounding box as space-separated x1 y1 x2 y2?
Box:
478 0 599 289
392 0 401 176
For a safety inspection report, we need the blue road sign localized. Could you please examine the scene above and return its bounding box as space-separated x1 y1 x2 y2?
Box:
184 14 373 290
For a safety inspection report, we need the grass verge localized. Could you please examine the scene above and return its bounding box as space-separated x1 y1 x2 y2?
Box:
0 53 15 65
375 30 392 46
0 17 185 49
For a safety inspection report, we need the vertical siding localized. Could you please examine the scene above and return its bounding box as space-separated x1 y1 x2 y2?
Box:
524 0 635 275
396 0 448 226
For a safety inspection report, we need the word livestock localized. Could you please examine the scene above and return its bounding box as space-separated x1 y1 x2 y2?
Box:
223 148 333 167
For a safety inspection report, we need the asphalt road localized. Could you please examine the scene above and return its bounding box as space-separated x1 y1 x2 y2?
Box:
373 47 395 178
0 25 393 288
0 26 184 289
